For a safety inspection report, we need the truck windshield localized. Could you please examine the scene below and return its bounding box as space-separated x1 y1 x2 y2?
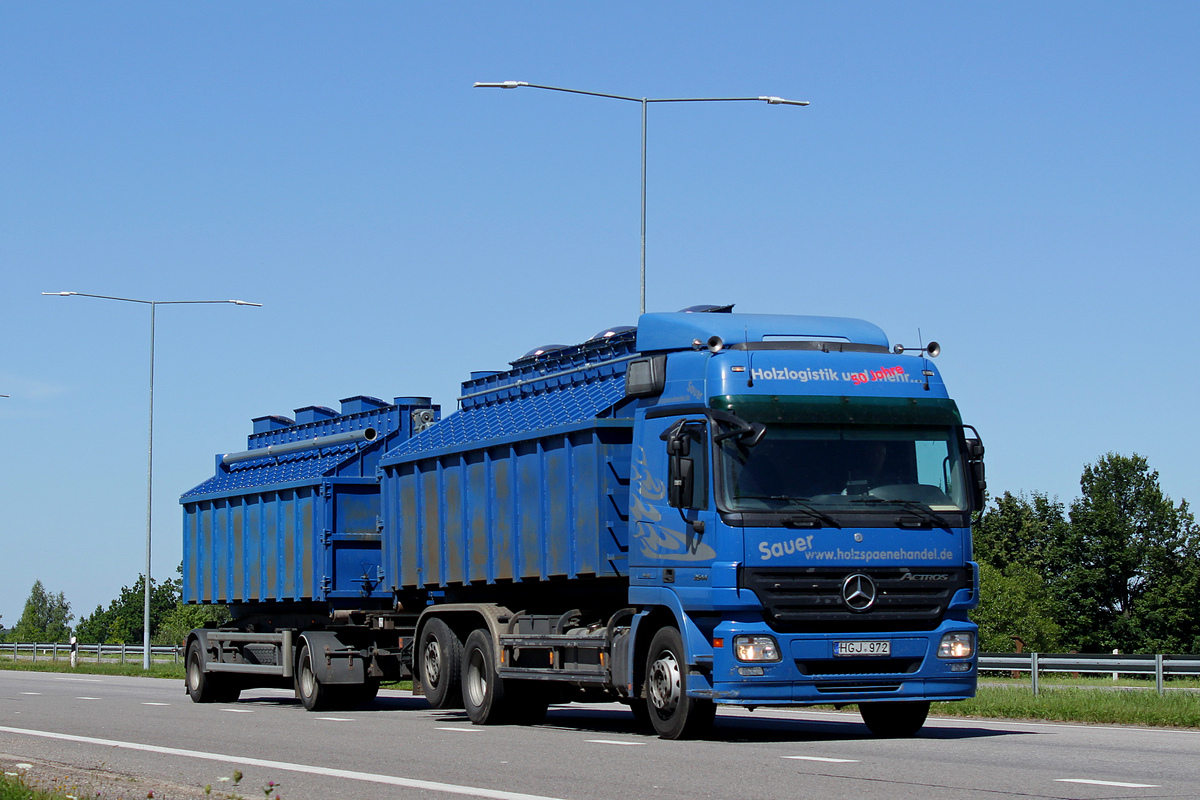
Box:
711 397 969 515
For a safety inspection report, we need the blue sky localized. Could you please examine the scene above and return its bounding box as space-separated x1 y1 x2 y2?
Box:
2 3 1197 626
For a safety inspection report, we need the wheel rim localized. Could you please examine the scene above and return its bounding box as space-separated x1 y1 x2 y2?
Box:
424 640 441 687
300 654 316 698
465 648 487 708
187 654 201 692
647 649 682 716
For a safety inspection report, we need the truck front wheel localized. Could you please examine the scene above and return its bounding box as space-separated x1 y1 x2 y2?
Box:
643 627 715 740
419 618 463 709
859 701 930 737
462 629 507 725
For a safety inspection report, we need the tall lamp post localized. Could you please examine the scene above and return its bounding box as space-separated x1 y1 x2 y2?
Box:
473 81 809 314
43 292 262 669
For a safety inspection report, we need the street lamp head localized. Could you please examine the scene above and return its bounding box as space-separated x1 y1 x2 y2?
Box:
42 291 77 296
474 81 528 89
231 300 264 306
760 96 810 106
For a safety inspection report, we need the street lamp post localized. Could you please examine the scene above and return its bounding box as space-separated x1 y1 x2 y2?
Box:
474 81 809 314
43 292 262 669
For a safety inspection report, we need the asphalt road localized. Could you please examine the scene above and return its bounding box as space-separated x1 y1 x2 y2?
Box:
2 670 1196 800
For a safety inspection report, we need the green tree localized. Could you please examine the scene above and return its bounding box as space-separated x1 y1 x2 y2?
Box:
1059 453 1199 653
972 492 1069 652
8 580 73 643
974 491 1069 573
154 602 231 646
73 604 112 644
972 561 1062 652
73 575 179 644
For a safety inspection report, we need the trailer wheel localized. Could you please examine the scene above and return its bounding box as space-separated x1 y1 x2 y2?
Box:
296 643 332 712
186 640 240 704
859 701 929 738
419 618 463 709
643 626 715 740
462 629 507 725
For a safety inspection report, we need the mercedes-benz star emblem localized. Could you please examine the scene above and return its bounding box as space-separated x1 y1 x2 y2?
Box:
842 573 877 612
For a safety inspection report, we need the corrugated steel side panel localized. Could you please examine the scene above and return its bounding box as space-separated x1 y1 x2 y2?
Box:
182 487 327 604
383 422 632 592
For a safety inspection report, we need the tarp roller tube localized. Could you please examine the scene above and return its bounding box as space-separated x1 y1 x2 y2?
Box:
221 427 378 466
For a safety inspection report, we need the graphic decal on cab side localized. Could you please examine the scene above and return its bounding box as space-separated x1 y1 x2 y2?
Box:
630 446 716 562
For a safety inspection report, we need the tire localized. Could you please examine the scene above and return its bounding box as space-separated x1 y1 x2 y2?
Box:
419 618 464 709
296 643 332 712
462 629 508 725
859 701 930 738
186 640 240 704
643 626 715 740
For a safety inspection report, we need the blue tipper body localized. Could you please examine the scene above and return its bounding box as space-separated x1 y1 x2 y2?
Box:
377 329 637 589
181 395 439 607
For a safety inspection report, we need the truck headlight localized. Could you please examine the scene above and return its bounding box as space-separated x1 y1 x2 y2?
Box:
734 635 781 662
938 631 975 659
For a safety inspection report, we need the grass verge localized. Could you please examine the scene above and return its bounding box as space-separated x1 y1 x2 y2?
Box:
933 685 1200 728
0 772 65 800
0 655 183 680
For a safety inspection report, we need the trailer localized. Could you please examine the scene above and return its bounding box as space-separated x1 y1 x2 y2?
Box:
182 306 984 739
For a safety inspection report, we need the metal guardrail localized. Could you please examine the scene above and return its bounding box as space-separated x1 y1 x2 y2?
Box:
4 642 1197 694
979 652 1200 695
1 642 183 666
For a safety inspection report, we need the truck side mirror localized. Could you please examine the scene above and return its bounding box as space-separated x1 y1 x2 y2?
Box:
668 456 694 509
963 431 986 510
970 459 986 510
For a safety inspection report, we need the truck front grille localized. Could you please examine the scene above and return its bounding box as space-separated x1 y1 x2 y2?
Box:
740 567 968 633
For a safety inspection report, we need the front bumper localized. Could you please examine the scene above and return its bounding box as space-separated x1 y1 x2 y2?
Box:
704 619 977 706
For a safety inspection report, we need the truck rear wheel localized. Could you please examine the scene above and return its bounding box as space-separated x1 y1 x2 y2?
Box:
462 629 507 725
296 643 332 712
419 618 463 709
186 639 240 703
859 700 930 737
644 626 715 740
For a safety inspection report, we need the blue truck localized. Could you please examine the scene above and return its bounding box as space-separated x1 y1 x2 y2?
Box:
181 305 985 739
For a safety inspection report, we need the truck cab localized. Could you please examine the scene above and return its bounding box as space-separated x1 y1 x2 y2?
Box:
623 310 983 736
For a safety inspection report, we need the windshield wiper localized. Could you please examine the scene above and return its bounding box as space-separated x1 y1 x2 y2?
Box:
767 496 842 529
849 497 954 530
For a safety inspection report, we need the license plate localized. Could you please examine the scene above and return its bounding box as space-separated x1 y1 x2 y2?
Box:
834 640 890 656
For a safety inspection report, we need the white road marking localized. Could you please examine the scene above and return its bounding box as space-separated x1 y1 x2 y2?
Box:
1056 779 1160 788
75 697 101 701
317 717 353 722
54 678 102 683
0 726 566 800
19 693 42 696
219 708 255 713
782 755 860 763
436 727 483 733
585 740 645 746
